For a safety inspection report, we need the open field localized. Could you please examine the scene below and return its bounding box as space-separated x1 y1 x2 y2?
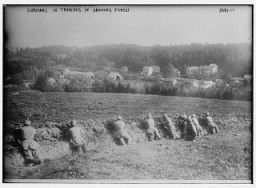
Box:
3 91 252 181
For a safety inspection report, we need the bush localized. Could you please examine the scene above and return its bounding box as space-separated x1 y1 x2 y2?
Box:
34 73 52 92
34 70 64 92
64 77 93 92
92 80 105 92
49 85 64 92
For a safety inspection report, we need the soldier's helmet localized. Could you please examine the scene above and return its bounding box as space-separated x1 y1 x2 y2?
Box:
147 113 153 119
24 118 31 126
70 119 77 126
205 112 210 116
116 116 122 121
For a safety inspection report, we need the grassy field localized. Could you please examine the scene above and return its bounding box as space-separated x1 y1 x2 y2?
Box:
3 91 252 181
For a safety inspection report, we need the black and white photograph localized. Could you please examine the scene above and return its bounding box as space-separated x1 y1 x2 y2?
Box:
2 3 253 183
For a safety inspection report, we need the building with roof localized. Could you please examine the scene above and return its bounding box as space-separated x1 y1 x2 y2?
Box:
230 77 244 87
231 77 244 82
142 66 154 77
244 75 252 81
186 64 218 79
209 64 218 73
107 72 123 81
60 68 95 79
186 66 199 75
170 67 181 76
152 66 161 73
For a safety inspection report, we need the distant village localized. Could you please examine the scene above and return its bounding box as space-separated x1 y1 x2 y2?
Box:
24 61 251 101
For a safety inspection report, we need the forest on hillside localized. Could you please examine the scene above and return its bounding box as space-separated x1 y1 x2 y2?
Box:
4 43 252 80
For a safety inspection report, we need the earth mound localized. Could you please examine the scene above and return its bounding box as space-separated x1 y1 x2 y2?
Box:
4 119 109 167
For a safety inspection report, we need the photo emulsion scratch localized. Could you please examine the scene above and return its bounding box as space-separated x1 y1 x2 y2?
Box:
3 5 252 183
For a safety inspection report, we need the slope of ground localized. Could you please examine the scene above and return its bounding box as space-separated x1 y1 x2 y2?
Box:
3 91 252 181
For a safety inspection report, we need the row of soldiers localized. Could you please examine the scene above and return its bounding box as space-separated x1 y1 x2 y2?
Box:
12 112 219 167
112 112 220 145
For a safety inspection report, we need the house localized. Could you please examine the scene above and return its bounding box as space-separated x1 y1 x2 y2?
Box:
209 64 218 73
152 66 161 73
142 66 153 77
186 66 199 75
231 77 244 82
244 75 252 81
142 66 161 77
230 77 243 87
107 72 123 81
170 67 180 76
198 66 213 77
61 68 94 79
186 64 218 79
232 80 242 87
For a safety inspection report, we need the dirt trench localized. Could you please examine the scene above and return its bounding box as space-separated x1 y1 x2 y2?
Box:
4 115 251 170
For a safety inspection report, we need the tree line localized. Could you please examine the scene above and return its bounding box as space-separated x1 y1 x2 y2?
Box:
5 43 252 81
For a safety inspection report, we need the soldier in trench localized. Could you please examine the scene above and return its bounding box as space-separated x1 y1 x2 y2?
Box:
191 114 203 137
112 116 131 145
16 118 44 167
162 113 179 139
184 116 198 141
202 112 220 134
143 113 161 141
67 119 87 154
177 114 197 141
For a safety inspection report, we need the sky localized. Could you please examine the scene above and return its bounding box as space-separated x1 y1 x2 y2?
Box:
5 5 252 49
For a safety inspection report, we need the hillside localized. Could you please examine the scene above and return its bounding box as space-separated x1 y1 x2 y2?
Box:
4 91 252 181
5 43 252 80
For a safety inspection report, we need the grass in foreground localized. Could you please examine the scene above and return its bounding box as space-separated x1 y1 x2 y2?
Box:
4 91 252 180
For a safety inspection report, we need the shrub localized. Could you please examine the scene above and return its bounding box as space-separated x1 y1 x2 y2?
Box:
92 80 105 92
34 74 50 91
34 70 64 92
64 77 93 92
